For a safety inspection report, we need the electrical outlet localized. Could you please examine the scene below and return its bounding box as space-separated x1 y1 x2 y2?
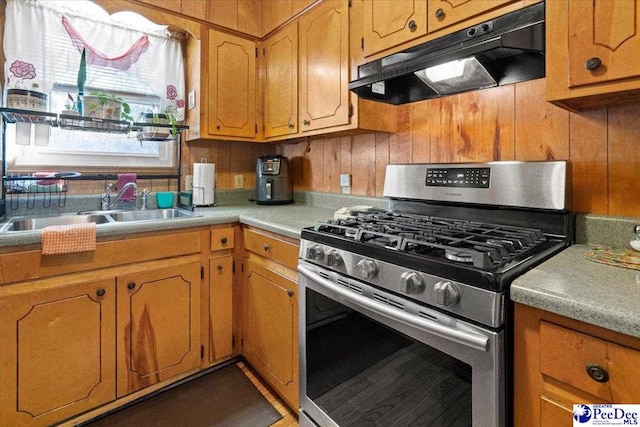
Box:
185 175 193 190
234 175 244 189
340 174 351 194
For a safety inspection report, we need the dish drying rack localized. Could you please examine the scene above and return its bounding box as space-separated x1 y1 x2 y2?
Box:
4 173 75 209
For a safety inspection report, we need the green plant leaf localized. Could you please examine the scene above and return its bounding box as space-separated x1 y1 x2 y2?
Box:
77 48 86 93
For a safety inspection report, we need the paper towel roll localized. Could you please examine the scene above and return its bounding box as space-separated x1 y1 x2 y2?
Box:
193 162 215 206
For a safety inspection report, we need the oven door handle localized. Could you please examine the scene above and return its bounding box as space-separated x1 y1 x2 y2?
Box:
299 264 489 352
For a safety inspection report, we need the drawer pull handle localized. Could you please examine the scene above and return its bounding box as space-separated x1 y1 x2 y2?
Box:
96 288 106 297
221 237 228 244
303 119 311 126
435 8 445 20
217 265 223 271
287 289 294 297
585 57 602 71
586 364 609 383
127 282 136 290
263 244 270 251
408 20 417 32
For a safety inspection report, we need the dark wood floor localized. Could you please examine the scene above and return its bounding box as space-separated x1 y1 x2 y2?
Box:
238 361 299 427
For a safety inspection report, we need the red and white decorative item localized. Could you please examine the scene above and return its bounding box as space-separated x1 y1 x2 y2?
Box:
6 60 48 112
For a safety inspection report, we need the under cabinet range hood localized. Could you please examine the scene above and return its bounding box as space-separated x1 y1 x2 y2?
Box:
349 2 545 105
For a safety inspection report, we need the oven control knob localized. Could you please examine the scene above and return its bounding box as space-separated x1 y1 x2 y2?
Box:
433 281 460 307
326 250 343 267
400 272 425 294
356 259 378 279
307 245 324 261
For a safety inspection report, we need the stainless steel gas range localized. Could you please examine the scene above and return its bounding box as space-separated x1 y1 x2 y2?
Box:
297 161 573 427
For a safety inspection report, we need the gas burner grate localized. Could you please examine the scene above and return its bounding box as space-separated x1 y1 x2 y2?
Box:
314 212 549 269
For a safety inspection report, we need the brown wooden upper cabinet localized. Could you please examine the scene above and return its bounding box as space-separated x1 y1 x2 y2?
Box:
299 0 350 132
134 0 261 37
207 0 262 36
427 0 518 34
363 0 428 57
547 0 640 110
263 24 299 138
207 29 257 139
263 0 317 35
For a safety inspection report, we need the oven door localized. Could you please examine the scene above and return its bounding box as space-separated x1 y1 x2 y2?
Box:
298 262 504 427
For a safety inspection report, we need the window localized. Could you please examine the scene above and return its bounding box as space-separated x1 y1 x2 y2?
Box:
3 0 186 170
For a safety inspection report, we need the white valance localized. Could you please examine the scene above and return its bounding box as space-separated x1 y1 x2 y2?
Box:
3 0 185 119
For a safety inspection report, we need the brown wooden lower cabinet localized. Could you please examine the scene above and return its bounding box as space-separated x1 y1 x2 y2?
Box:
0 224 299 425
116 261 202 397
0 259 202 425
209 255 234 364
0 278 116 427
243 258 299 410
514 303 640 427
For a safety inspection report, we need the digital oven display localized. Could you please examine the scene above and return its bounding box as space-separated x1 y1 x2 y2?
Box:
426 167 490 188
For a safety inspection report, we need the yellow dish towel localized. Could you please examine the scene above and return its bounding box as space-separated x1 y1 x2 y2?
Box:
41 223 97 255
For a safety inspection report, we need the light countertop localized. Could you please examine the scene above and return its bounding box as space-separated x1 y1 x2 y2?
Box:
0 200 340 248
511 244 640 339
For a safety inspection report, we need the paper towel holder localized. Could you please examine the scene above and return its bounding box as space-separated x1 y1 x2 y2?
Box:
192 186 216 206
192 159 216 206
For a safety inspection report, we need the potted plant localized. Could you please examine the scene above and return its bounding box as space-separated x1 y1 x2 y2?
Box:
138 108 179 140
61 93 79 116
82 91 133 121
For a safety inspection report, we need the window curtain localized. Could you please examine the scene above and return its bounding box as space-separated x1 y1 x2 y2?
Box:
3 0 185 120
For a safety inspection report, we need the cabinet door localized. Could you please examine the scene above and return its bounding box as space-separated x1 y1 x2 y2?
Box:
0 279 115 426
209 256 234 364
299 0 350 132
263 0 312 34
117 261 201 397
427 0 517 34
181 0 208 21
363 0 427 57
244 260 298 409
208 29 257 138
264 24 299 138
568 0 640 88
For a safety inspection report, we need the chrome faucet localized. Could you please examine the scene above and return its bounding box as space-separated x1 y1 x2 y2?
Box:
140 189 150 211
101 182 138 210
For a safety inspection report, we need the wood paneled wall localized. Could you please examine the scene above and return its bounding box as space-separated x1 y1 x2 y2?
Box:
182 140 276 191
280 79 640 217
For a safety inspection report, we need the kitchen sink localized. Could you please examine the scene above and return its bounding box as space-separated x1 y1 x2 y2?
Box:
0 213 113 232
0 209 201 233
109 208 199 222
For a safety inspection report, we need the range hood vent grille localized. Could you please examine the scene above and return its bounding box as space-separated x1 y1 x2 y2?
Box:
349 3 545 105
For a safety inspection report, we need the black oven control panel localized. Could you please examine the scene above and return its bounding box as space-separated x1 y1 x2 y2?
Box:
426 167 490 188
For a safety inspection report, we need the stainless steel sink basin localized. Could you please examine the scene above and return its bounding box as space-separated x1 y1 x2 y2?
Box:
0 213 113 232
0 209 201 233
109 208 200 222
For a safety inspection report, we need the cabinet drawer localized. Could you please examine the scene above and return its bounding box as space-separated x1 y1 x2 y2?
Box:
540 321 640 402
243 229 299 270
211 227 235 251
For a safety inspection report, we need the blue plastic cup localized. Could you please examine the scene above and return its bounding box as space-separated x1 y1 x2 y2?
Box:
156 192 174 209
